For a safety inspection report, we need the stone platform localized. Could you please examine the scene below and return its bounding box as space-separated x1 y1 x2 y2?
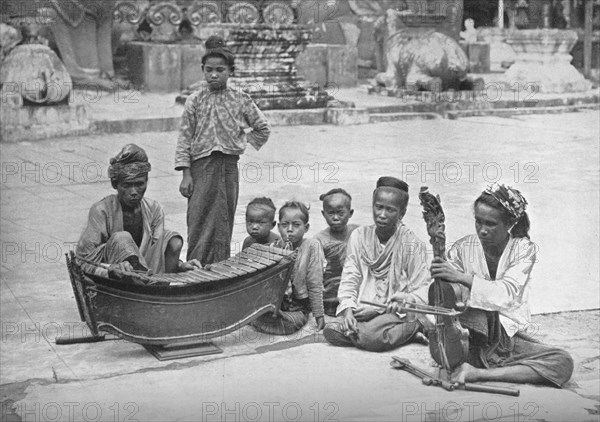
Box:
0 85 598 142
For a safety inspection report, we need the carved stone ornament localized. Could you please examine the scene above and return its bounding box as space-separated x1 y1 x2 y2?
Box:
262 2 295 26
226 2 260 25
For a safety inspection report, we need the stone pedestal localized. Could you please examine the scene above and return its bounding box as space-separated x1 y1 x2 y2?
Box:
125 42 205 92
126 42 181 92
478 28 516 71
117 2 333 108
228 24 331 109
504 29 592 93
296 44 358 88
0 104 90 142
178 23 331 110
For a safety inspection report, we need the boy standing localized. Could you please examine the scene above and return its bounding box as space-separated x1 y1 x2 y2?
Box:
175 36 271 265
314 189 359 316
242 197 281 249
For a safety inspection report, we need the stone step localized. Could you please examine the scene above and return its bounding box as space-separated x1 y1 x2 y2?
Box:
446 104 600 119
92 117 181 135
369 112 440 123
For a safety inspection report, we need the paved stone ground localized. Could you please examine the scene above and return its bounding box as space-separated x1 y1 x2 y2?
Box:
1 112 598 421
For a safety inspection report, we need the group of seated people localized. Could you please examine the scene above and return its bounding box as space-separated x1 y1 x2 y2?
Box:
77 144 574 388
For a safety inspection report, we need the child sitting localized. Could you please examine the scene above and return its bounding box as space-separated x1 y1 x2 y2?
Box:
314 188 359 316
252 201 325 335
242 197 281 250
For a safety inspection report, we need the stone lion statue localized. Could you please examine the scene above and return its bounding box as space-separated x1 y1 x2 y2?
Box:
374 8 469 91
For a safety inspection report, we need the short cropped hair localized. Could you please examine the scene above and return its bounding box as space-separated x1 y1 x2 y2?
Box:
279 201 310 224
319 188 352 204
247 197 276 220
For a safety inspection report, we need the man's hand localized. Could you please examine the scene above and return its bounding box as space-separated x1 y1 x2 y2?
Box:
386 292 416 315
315 316 325 331
178 259 202 272
179 169 194 198
341 308 358 334
353 306 378 322
430 258 473 288
108 261 133 279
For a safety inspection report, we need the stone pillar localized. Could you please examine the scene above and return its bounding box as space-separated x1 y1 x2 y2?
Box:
563 0 572 27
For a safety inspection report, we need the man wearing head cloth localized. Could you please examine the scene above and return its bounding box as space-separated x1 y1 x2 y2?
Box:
77 144 200 280
429 184 574 387
324 176 433 352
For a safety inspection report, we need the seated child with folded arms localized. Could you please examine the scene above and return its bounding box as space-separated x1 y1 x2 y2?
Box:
242 197 281 250
314 188 359 316
252 201 325 335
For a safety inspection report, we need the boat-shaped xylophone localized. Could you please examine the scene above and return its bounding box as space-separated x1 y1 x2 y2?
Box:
65 244 295 346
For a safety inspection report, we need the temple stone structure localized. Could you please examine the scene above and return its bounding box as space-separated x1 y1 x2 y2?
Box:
119 1 331 109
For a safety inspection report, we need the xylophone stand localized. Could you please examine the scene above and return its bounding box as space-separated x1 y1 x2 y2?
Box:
144 341 223 361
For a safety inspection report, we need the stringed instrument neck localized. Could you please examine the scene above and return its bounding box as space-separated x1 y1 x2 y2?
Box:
419 186 470 375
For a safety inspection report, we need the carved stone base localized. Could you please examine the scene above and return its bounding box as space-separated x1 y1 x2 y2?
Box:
505 29 592 93
178 24 331 110
504 61 592 93
0 104 90 142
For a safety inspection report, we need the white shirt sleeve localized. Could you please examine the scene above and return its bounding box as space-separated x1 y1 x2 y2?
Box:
336 230 363 316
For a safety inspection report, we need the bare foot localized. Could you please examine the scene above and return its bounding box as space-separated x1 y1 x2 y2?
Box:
451 362 479 384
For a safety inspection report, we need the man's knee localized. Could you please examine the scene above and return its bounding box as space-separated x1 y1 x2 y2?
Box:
556 349 575 382
166 236 183 254
356 326 390 352
107 231 135 246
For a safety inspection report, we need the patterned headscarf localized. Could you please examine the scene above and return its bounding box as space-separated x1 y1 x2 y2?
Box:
108 144 151 184
484 183 528 219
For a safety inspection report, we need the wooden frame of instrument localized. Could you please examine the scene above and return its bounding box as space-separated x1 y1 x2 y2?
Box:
65 248 294 346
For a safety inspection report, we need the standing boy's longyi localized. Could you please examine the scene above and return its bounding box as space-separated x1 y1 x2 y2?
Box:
175 35 271 265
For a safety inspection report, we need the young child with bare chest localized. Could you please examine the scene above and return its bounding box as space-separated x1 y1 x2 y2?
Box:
252 201 325 335
314 189 358 316
242 197 281 249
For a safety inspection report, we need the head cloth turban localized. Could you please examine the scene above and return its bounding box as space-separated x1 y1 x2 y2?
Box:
484 183 528 219
108 144 151 184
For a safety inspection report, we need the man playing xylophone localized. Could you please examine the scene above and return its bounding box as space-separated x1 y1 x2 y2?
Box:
77 144 200 280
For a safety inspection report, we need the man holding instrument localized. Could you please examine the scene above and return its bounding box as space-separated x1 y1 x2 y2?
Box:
323 177 433 352
430 184 573 387
77 144 200 281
